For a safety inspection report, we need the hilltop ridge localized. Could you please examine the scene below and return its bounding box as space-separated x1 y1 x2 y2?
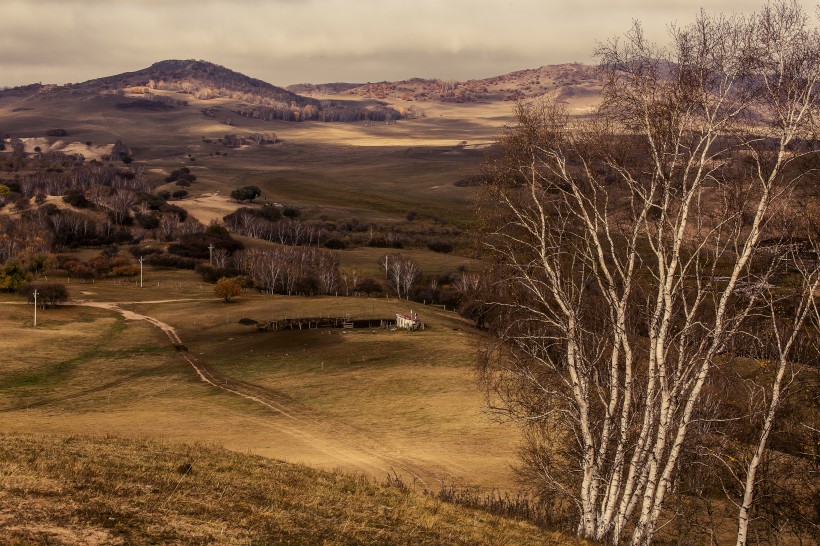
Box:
2 59 602 110
16 59 314 107
289 63 601 104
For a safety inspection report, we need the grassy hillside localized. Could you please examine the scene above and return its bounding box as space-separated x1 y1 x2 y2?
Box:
0 271 521 492
0 433 581 545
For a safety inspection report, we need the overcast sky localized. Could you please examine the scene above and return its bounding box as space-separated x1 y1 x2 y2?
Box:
1 0 816 87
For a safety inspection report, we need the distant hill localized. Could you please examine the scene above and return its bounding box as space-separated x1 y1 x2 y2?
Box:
289 63 601 104
1 60 408 123
16 59 314 108
80 59 313 106
0 433 580 546
0 61 602 129
288 82 365 95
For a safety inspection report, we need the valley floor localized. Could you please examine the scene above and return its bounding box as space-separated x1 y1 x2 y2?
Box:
0 271 522 494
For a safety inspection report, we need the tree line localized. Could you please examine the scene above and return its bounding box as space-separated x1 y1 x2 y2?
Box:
230 103 403 123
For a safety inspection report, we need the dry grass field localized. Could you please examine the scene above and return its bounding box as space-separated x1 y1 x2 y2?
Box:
0 433 583 545
0 66 560 540
0 88 500 226
0 269 521 494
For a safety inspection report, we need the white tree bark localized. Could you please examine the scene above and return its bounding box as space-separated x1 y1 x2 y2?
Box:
480 4 819 543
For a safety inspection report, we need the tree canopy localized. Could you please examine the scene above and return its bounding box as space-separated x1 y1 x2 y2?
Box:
230 186 261 203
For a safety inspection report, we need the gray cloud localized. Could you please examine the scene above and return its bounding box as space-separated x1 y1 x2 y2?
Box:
1 0 816 87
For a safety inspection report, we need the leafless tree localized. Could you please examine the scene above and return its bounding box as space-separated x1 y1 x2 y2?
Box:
382 253 420 299
316 251 340 294
212 248 230 269
235 247 340 296
730 222 820 544
340 267 361 296
106 188 137 225
159 212 180 242
478 3 820 544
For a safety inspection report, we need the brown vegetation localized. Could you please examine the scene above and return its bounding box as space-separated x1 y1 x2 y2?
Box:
0 433 577 545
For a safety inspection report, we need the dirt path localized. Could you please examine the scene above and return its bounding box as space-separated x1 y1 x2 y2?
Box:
79 301 444 487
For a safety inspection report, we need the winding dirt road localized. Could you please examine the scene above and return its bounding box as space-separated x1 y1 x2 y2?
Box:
79 301 446 487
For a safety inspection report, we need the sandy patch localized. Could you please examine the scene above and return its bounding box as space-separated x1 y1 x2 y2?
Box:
20 138 112 160
180 192 250 225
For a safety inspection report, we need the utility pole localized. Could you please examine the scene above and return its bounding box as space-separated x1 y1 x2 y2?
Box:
33 288 38 326
139 256 144 288
208 244 214 265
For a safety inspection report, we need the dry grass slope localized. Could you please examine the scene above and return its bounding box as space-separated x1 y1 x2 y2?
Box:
0 433 581 546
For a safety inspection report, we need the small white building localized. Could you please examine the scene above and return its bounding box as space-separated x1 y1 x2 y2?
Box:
396 310 422 331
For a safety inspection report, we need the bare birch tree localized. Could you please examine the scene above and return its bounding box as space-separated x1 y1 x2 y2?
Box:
382 253 421 299
734 245 819 545
478 3 819 544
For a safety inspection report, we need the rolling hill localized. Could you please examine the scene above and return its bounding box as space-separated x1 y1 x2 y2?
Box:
4 59 313 106
288 63 602 104
2 58 589 227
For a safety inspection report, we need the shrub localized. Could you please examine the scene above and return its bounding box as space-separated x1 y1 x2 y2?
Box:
69 262 95 279
205 224 229 236
230 186 261 202
282 206 300 219
324 238 347 250
171 189 189 199
45 128 68 137
195 264 240 283
367 236 403 249
145 253 198 270
223 205 281 225
295 275 319 295
160 203 187 220
112 265 139 277
0 261 32 292
168 232 244 260
214 277 242 302
135 213 160 229
62 189 88 208
19 283 68 308
38 203 58 217
354 277 382 295
427 241 453 253
138 192 167 210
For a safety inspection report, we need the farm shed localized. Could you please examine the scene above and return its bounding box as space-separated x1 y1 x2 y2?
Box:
396 311 423 331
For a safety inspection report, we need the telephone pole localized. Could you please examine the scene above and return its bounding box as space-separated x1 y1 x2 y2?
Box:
33 288 38 326
208 244 214 265
139 256 144 288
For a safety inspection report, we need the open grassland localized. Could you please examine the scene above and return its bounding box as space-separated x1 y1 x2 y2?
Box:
1 91 494 226
0 271 520 493
153 141 484 226
0 433 582 546
132 294 519 489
